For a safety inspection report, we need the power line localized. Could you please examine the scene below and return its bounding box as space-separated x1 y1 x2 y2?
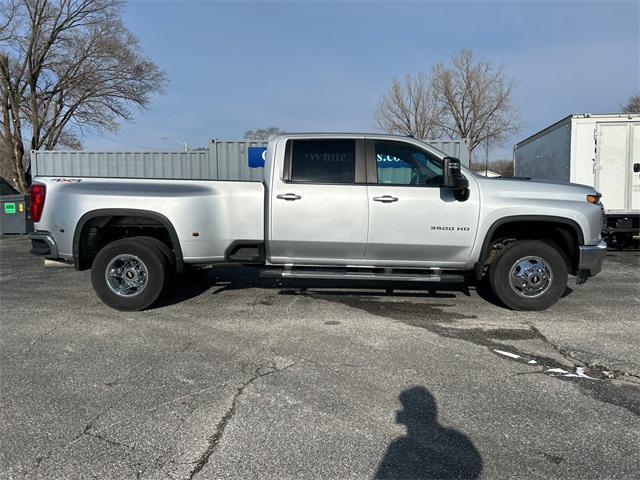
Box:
81 131 164 150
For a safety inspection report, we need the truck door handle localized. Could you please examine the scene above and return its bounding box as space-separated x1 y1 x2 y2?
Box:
277 193 301 201
373 195 398 203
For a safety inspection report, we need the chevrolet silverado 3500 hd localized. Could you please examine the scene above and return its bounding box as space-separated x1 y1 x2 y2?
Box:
28 133 607 311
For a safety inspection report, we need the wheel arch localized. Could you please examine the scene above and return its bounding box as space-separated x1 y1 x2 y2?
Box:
73 208 184 273
474 215 585 280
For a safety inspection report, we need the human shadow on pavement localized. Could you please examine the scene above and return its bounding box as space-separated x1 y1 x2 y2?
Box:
375 386 483 480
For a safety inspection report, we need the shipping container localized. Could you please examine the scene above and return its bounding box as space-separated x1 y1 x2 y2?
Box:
32 149 215 180
514 114 640 247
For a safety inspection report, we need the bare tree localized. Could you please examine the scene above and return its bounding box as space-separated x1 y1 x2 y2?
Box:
0 0 167 192
431 49 519 166
244 127 283 141
0 0 17 41
374 73 444 140
0 129 16 182
622 93 640 114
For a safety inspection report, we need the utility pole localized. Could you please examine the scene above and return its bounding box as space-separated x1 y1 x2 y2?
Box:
161 137 189 152
485 141 489 176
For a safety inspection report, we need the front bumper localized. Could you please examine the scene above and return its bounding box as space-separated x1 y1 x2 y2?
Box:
28 231 58 259
576 240 607 284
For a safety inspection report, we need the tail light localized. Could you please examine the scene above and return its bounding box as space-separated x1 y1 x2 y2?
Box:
29 182 46 222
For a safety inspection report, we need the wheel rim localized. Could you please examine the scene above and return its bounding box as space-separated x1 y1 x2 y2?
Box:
508 256 553 298
105 254 149 297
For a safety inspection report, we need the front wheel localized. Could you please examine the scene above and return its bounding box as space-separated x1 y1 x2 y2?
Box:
489 240 568 311
91 237 169 311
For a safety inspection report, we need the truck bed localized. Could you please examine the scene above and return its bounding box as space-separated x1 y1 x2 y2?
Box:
33 177 265 263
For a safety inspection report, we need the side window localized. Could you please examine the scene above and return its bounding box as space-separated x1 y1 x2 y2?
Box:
290 139 355 184
375 140 443 186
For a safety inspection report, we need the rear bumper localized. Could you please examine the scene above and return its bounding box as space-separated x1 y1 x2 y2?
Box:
576 240 607 284
28 231 58 259
603 214 639 234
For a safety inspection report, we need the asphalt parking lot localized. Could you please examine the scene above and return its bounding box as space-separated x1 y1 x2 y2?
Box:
1 235 639 480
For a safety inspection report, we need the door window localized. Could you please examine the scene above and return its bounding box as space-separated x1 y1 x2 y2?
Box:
375 140 443 186
290 139 356 184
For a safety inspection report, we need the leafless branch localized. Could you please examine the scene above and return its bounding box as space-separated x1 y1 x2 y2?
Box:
431 49 520 166
622 93 640 114
244 127 283 140
0 0 166 192
374 73 445 140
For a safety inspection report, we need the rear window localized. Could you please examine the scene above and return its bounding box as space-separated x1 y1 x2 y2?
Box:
290 139 356 184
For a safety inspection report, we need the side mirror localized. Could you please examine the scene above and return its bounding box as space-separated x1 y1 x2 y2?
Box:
443 157 469 190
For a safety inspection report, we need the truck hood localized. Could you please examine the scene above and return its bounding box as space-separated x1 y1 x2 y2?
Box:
474 174 599 196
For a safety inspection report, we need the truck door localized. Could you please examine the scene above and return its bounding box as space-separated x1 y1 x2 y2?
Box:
364 139 480 266
596 123 631 213
268 138 369 263
631 124 640 212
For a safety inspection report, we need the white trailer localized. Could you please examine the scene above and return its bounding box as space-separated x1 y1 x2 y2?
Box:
514 113 640 247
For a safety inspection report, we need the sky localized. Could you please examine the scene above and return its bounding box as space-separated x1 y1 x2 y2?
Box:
81 0 640 160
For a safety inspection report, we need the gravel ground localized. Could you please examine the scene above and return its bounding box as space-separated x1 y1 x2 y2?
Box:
1 235 639 480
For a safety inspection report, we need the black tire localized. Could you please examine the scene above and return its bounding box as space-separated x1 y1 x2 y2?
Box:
136 236 177 294
181 264 212 280
614 233 628 250
489 240 568 311
91 237 169 311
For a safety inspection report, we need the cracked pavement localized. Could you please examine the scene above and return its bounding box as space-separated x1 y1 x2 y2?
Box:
1 236 639 479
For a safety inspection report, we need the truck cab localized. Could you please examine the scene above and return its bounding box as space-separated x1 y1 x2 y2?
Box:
265 134 479 268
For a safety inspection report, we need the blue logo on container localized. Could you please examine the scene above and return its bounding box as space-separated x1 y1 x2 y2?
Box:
248 147 267 168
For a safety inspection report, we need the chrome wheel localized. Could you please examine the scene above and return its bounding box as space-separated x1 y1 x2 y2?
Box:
509 256 553 298
105 254 149 297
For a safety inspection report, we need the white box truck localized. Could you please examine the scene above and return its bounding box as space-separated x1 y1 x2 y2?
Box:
514 113 640 248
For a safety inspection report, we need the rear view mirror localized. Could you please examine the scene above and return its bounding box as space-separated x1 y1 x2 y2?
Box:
443 157 469 190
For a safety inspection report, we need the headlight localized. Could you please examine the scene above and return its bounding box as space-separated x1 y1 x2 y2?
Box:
586 194 601 204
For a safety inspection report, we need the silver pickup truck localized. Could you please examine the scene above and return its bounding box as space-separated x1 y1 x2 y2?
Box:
28 133 607 311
